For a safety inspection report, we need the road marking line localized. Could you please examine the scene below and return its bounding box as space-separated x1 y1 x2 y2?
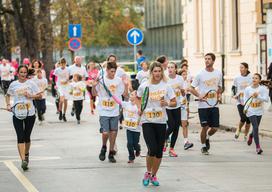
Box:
0 156 61 163
4 161 39 192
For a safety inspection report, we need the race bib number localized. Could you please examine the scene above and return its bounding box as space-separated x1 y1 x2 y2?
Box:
181 98 187 105
73 91 82 97
250 102 261 108
60 81 68 85
175 91 181 97
145 108 164 122
238 92 244 104
16 103 31 111
207 92 217 99
123 120 138 129
102 99 116 110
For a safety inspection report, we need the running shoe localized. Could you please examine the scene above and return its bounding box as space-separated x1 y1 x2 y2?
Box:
234 130 240 139
77 120 80 124
62 114 67 122
247 134 253 146
169 148 178 157
41 114 45 121
21 160 28 171
256 148 263 155
71 108 75 116
99 147 107 161
108 152 116 163
201 147 209 155
163 146 167 152
25 153 29 163
151 175 160 186
184 142 194 150
205 139 210 150
59 111 63 120
127 160 134 163
142 172 151 186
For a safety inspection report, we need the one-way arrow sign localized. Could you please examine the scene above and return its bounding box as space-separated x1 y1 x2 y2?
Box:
127 28 144 45
69 24 82 38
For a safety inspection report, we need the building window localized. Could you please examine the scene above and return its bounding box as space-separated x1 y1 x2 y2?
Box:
232 0 239 50
261 0 267 24
260 35 267 75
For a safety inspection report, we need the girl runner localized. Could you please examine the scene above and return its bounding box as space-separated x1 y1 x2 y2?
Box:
244 73 269 154
5 65 42 171
138 61 176 186
122 91 141 163
86 61 99 115
32 59 46 78
232 63 252 140
136 61 149 85
33 69 48 125
163 62 184 157
180 70 194 150
54 58 70 122
70 74 86 124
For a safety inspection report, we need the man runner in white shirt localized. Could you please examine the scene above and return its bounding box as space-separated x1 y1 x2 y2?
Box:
190 53 223 155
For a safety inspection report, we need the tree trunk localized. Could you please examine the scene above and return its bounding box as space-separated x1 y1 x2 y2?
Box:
4 13 12 60
39 0 53 78
0 16 5 58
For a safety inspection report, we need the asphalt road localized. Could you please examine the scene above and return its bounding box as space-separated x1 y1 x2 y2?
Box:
1 95 272 192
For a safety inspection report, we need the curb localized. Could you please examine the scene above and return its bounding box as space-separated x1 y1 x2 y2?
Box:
219 124 272 138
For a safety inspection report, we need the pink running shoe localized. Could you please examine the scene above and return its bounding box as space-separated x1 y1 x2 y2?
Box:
151 175 160 186
169 148 178 157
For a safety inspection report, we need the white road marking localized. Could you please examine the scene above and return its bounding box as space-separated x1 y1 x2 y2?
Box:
4 161 39 192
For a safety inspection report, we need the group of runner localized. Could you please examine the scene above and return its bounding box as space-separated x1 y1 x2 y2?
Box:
1 52 270 186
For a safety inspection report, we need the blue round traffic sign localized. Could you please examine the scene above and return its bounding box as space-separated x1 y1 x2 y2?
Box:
126 28 144 46
69 38 82 51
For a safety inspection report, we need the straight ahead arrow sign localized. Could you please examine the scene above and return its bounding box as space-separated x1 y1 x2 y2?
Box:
130 30 140 44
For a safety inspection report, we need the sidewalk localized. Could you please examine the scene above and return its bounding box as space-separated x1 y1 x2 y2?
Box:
218 103 272 138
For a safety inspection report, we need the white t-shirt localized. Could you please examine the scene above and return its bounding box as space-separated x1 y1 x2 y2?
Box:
233 74 252 105
68 64 88 79
122 101 141 132
0 64 12 81
191 69 222 109
32 77 48 99
137 81 175 124
54 67 70 87
96 76 124 117
9 66 16 80
136 70 149 84
7 80 39 116
70 81 86 101
166 75 184 109
244 85 269 117
115 67 127 79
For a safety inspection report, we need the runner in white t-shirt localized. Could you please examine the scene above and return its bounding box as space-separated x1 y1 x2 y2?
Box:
136 61 149 85
0 59 13 95
164 62 184 157
54 58 70 122
138 61 176 187
32 69 48 125
244 73 269 155
232 63 252 140
5 65 42 171
190 53 223 155
70 74 86 124
92 61 129 163
121 91 141 163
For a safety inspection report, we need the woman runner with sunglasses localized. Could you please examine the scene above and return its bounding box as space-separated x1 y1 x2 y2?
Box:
5 65 42 171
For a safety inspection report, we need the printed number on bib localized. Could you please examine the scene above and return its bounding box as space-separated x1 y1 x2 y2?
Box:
17 103 31 111
123 120 138 129
145 108 164 121
102 99 115 110
250 102 261 108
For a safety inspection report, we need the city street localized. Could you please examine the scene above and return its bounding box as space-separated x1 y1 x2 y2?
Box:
1 95 272 192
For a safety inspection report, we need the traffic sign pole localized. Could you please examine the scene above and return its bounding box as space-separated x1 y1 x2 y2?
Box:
134 44 137 72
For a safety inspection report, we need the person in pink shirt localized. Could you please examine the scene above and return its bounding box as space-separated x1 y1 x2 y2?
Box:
86 61 99 114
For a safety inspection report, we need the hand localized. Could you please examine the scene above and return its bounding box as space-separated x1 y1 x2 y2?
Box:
160 96 168 107
180 88 186 96
6 104 11 112
198 95 206 102
252 92 258 98
24 91 32 99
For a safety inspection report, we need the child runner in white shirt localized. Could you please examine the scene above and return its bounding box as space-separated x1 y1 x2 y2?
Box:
33 69 48 125
0 59 12 95
70 74 86 124
244 73 269 154
180 70 194 150
232 63 252 140
122 91 141 163
136 61 149 85
54 58 70 122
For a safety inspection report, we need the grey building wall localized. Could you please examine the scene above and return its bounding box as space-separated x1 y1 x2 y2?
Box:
144 0 183 60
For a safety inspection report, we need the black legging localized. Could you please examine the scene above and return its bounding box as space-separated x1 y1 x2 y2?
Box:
74 100 83 120
166 107 181 148
13 115 36 143
249 115 262 147
142 123 166 158
1 80 11 95
34 99 46 121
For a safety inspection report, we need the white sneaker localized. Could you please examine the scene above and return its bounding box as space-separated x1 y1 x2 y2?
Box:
38 121 42 126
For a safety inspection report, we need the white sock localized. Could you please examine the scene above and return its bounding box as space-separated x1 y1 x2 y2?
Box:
184 138 188 144
206 135 210 140
202 144 206 148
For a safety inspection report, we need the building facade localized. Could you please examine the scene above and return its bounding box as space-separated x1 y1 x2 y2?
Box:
182 0 272 100
144 0 183 60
